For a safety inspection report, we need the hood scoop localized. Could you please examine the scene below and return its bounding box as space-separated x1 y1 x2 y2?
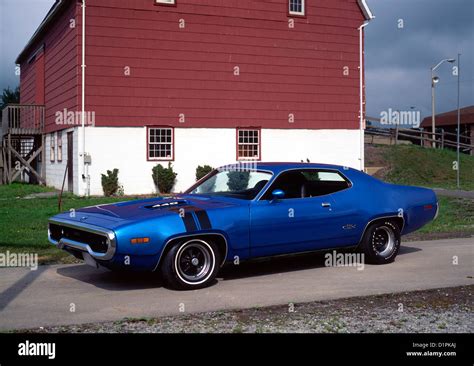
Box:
144 199 188 210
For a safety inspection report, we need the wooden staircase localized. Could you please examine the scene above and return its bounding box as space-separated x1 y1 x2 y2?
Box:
0 104 45 185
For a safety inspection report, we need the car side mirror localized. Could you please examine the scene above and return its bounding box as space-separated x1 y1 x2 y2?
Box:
271 189 285 201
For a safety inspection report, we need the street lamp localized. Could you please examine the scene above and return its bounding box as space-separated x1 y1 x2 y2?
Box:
456 53 461 189
431 58 456 147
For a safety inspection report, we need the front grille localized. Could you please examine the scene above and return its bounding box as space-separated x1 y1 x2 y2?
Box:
49 223 109 253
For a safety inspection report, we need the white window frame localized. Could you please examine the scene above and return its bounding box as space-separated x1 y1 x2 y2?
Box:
237 128 261 161
148 127 174 161
57 131 63 162
289 0 305 16
155 0 175 5
50 133 55 162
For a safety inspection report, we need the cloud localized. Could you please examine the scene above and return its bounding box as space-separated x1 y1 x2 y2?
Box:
365 0 474 117
0 0 54 91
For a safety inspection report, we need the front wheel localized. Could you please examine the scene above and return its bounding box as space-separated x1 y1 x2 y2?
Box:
160 238 221 290
359 221 401 264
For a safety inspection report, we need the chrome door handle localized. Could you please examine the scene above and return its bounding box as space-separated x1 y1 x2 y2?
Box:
321 202 331 208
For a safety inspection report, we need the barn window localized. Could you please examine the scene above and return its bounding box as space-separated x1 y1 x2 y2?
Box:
148 127 174 161
237 128 261 161
155 0 176 5
289 0 305 16
57 131 63 162
50 134 55 162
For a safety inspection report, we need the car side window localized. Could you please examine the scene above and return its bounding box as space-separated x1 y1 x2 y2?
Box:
261 169 351 200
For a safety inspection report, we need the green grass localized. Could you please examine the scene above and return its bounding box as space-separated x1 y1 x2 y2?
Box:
0 186 139 264
0 182 57 199
418 196 474 234
376 145 474 190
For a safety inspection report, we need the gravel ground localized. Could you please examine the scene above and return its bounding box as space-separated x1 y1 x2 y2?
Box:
24 285 473 333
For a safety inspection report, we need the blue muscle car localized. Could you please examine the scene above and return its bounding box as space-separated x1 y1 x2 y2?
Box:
48 163 438 290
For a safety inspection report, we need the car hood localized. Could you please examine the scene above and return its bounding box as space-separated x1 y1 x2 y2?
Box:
67 195 241 223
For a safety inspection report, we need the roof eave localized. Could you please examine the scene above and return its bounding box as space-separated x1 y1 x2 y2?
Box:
358 0 374 20
15 0 67 64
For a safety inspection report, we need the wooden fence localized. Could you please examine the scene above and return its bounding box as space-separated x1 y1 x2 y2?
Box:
365 126 474 154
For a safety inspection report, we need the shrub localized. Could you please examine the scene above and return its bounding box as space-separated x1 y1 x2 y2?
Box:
152 162 177 194
117 184 125 196
196 165 214 181
227 171 250 191
101 169 120 196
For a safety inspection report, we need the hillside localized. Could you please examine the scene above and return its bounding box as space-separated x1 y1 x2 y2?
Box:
365 144 474 191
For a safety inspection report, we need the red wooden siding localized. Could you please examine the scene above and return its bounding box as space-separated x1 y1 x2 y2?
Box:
34 51 45 105
20 0 366 131
19 0 79 133
19 49 39 106
82 0 365 129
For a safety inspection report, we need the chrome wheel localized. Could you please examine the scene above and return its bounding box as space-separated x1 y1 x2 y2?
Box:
372 226 395 257
175 240 215 285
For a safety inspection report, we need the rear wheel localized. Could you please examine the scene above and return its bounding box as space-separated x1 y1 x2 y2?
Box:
160 238 221 290
360 221 401 264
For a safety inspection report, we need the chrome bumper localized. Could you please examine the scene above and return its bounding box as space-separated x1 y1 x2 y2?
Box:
48 218 117 261
434 201 440 220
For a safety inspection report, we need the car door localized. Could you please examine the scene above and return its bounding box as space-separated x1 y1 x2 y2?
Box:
325 187 367 246
249 169 343 257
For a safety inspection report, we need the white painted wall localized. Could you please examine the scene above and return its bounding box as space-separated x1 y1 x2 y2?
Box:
73 129 79 195
81 127 238 195
261 129 361 169
45 127 361 196
44 128 77 192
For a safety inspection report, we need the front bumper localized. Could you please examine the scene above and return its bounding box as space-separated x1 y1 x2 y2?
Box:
48 218 117 261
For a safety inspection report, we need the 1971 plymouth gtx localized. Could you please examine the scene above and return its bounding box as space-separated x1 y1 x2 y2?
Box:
49 163 438 290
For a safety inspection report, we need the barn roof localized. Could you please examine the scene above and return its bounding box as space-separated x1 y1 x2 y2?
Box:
420 106 474 128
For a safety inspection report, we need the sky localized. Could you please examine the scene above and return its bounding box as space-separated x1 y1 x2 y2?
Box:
0 0 473 119
0 0 55 86
365 0 474 119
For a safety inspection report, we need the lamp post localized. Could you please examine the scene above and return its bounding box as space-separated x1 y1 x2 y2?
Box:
456 53 461 189
431 58 456 148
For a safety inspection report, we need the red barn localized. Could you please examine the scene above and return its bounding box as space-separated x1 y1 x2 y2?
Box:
14 0 373 195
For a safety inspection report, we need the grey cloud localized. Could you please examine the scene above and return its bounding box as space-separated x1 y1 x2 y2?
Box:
0 0 54 91
365 0 474 118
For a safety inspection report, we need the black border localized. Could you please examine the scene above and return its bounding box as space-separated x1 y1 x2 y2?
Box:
0 333 472 363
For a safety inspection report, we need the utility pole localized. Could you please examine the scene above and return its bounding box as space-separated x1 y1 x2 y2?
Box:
431 59 456 148
456 53 461 189
431 70 436 148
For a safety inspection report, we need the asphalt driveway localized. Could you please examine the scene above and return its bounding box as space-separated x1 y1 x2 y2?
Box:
0 237 472 331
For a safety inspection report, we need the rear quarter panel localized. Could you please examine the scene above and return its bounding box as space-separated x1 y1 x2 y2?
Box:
341 169 437 237
385 184 438 234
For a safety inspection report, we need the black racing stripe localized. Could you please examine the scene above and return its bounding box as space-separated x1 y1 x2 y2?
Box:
168 205 198 214
182 212 198 232
195 210 212 230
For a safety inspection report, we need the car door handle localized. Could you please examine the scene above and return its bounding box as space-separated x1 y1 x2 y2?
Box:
321 202 331 208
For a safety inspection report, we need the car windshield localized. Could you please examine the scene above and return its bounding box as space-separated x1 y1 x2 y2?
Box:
185 169 272 200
